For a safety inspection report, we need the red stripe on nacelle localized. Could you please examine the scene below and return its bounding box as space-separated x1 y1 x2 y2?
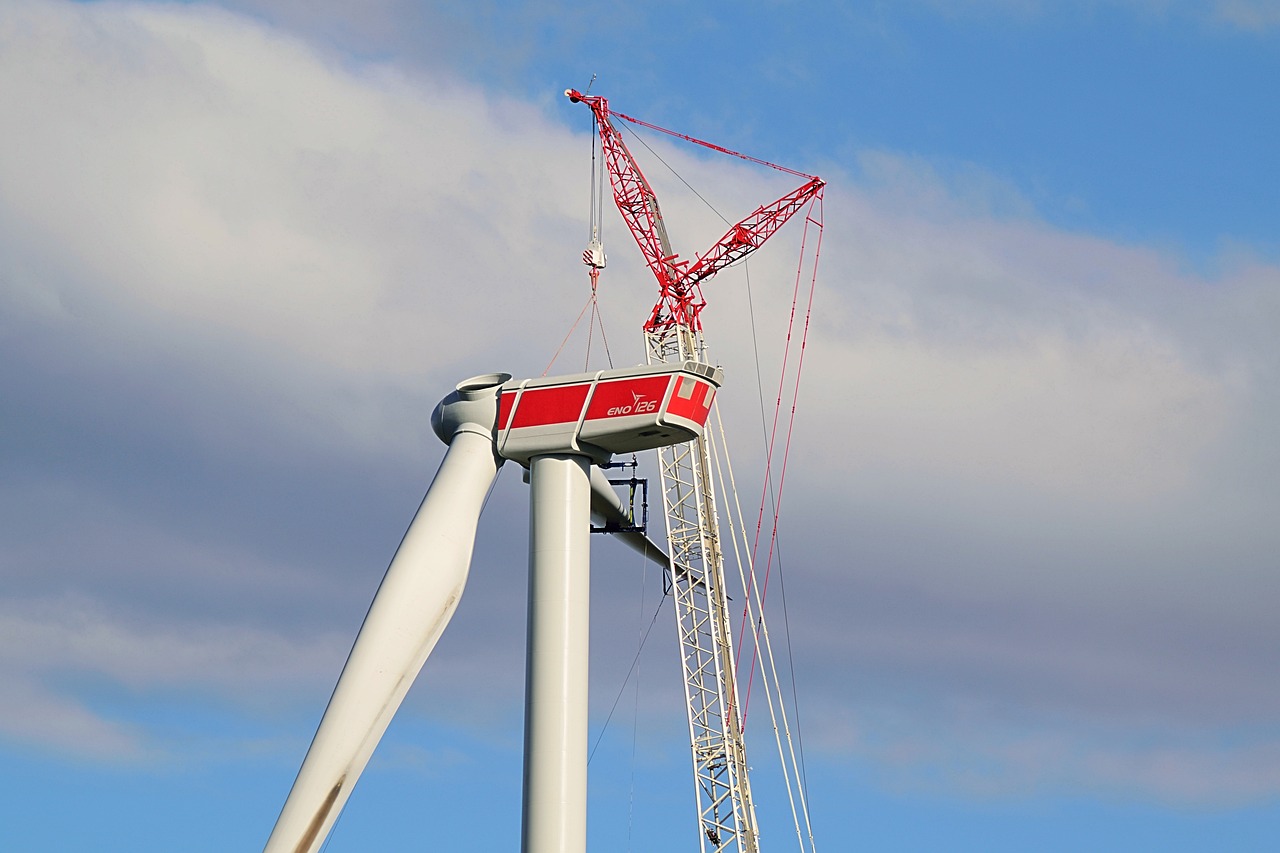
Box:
509 384 592 428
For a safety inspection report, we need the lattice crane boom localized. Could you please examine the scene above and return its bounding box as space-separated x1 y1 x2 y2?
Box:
683 176 825 289
566 89 824 333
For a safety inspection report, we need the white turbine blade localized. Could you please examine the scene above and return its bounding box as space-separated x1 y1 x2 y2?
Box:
264 429 501 853
588 465 669 567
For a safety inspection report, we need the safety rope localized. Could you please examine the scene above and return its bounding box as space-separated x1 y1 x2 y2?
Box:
544 293 593 376
607 106 818 181
710 405 817 853
738 191 824 712
587 591 668 765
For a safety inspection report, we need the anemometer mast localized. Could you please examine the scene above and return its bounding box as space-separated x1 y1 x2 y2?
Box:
567 88 823 853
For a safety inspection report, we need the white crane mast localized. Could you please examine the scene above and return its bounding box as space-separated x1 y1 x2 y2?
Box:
648 321 760 853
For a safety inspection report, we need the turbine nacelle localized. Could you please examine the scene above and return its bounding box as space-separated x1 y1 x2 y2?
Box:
432 362 722 467
496 361 721 465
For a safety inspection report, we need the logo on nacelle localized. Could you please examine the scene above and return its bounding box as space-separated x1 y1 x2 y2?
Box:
607 389 659 417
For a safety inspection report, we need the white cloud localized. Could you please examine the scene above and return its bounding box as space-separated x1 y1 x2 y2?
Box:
0 596 341 693
810 198 1242 505
0 678 144 760
810 326 1229 502
0 594 349 759
894 0 1280 32
1 0 592 435
1213 0 1280 30
810 701 1280 804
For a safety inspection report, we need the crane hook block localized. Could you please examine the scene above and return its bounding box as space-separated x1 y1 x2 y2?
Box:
583 237 607 269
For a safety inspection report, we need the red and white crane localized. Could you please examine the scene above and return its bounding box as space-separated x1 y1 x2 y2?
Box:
567 88 824 853
263 89 822 853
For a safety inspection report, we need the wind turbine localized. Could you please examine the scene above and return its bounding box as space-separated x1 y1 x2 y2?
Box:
264 361 722 853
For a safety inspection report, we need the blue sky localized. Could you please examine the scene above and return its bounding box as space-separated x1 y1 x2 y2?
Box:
407 0 1280 261
2 1 1279 850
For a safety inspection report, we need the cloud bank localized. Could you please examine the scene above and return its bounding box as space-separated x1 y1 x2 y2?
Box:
2 0 1278 805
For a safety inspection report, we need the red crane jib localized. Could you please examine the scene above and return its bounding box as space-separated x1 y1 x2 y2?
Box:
567 89 825 333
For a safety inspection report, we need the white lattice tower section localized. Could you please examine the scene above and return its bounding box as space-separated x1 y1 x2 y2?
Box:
648 322 760 853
